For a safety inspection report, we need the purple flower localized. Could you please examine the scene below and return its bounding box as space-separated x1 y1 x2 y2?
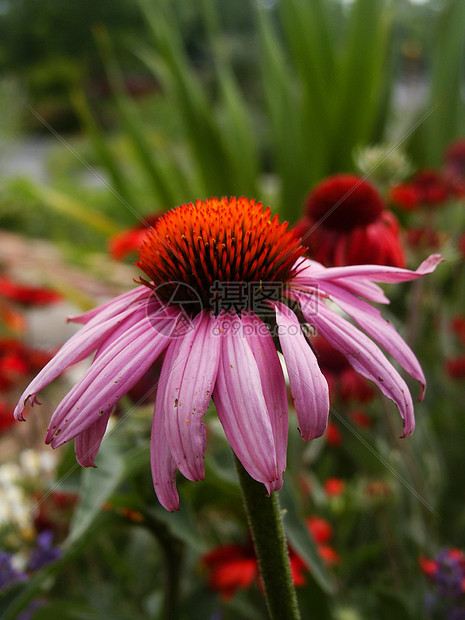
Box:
27 531 61 572
0 551 26 590
14 197 442 511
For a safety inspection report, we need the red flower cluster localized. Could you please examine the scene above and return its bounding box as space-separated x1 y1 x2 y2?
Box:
109 214 161 260
390 138 465 211
0 276 61 306
420 548 465 590
0 339 52 392
390 170 450 211
406 227 442 251
0 339 53 432
294 174 405 267
202 516 339 599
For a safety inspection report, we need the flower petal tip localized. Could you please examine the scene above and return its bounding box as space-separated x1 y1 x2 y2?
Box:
418 253 444 274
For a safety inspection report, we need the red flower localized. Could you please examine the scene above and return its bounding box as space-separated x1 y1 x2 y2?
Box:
406 227 442 251
389 184 419 211
445 356 465 380
392 170 450 212
325 422 342 447
0 276 61 306
0 400 15 433
202 516 338 598
323 478 346 497
413 170 450 205
202 543 258 600
419 556 439 578
307 516 333 545
317 546 340 566
295 174 405 267
451 316 465 346
313 336 375 404
444 138 465 197
349 409 373 429
109 214 161 260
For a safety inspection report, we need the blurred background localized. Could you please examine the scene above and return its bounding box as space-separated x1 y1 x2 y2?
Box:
0 0 465 618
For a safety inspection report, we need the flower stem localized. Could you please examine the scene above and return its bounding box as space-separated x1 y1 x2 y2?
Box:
144 512 184 620
235 457 301 620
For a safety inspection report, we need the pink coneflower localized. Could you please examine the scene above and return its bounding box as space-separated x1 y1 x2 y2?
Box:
295 175 405 267
14 197 442 511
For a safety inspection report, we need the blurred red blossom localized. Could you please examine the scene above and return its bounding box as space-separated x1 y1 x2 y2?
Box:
0 399 15 432
324 478 346 497
445 356 465 380
0 276 61 306
349 409 373 429
202 516 338 599
390 170 450 211
294 174 405 267
444 138 465 197
325 422 343 447
109 214 161 260
406 227 442 251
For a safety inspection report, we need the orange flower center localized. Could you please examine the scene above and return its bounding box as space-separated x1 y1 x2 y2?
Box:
136 197 304 313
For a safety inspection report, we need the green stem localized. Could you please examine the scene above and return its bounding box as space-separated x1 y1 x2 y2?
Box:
144 513 184 620
235 457 301 620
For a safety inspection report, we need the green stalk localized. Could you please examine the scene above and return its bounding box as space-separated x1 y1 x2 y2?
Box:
144 512 184 620
235 458 300 620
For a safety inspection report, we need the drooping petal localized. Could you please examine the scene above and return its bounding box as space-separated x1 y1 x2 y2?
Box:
14 302 146 421
213 314 278 492
151 343 179 512
68 285 150 325
74 411 112 467
45 310 177 447
241 312 288 491
311 283 426 397
297 253 443 284
163 311 221 481
306 302 415 436
273 302 329 441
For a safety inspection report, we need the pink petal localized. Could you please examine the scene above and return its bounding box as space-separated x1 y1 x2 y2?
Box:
74 411 111 467
311 283 426 398
274 302 329 440
68 285 150 325
14 302 147 421
46 311 175 447
297 254 443 283
331 278 389 304
163 312 221 481
213 314 278 492
308 302 415 437
151 343 180 511
242 312 288 491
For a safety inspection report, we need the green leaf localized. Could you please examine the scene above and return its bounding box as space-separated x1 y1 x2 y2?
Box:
66 436 150 545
